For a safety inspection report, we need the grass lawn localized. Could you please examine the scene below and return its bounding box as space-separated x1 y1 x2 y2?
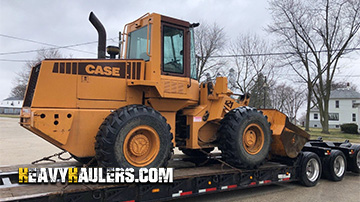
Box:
301 127 360 144
0 114 20 118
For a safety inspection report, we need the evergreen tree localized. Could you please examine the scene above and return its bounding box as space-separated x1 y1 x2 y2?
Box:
249 73 271 109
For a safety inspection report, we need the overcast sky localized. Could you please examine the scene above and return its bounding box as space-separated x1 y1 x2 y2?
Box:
0 0 359 101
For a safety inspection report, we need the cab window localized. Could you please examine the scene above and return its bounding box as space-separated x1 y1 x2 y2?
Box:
190 28 197 80
163 26 184 74
127 25 151 61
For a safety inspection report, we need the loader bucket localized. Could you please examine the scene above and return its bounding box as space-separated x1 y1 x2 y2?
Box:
261 109 310 158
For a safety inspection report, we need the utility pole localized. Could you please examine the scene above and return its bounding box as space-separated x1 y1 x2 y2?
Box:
263 76 267 109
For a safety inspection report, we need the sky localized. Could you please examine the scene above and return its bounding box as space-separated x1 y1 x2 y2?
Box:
0 0 359 101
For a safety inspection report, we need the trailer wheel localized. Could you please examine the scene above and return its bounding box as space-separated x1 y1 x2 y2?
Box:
322 150 346 181
299 152 322 187
219 107 272 169
95 105 173 170
348 145 360 173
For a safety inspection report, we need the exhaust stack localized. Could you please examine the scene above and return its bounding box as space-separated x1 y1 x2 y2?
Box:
89 12 106 59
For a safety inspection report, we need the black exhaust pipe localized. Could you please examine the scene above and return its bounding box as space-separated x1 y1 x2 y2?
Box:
89 12 106 59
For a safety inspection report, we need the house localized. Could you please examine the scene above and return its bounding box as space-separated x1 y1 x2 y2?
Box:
309 88 360 131
0 97 23 115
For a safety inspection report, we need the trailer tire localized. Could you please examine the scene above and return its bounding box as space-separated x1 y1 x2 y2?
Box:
348 145 360 173
95 105 173 171
299 152 322 187
322 150 346 181
219 107 272 169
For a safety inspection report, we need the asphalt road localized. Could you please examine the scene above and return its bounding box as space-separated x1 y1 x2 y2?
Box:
0 117 359 201
174 173 360 202
0 117 66 165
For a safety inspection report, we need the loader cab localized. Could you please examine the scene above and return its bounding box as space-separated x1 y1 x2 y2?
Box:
124 13 198 82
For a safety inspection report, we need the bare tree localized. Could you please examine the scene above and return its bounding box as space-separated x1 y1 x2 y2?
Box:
228 33 276 94
270 83 288 111
195 22 226 81
269 0 360 133
10 48 62 99
270 84 305 123
270 83 305 123
331 81 357 91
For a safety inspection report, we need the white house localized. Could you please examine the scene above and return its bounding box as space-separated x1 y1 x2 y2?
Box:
309 88 360 131
0 97 23 114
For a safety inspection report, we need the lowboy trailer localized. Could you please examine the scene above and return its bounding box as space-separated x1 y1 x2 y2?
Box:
0 139 359 202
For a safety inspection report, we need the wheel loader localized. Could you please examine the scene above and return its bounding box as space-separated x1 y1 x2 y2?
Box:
20 12 310 169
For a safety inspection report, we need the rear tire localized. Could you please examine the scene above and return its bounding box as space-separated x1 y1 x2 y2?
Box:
95 105 173 170
322 150 346 181
219 107 272 169
299 152 322 187
348 145 360 173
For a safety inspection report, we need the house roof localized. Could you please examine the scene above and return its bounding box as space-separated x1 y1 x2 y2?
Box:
330 89 360 99
3 96 23 101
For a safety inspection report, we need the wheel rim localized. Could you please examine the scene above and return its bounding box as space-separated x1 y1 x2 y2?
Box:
242 123 265 155
357 151 360 169
333 155 345 177
306 158 320 182
123 125 160 167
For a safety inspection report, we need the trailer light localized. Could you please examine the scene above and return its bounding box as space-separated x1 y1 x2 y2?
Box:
325 150 331 155
286 172 289 175
350 150 354 155
152 188 160 193
208 181 212 185
250 176 253 180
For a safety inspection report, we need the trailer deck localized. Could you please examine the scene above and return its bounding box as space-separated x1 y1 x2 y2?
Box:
0 140 359 202
0 154 295 202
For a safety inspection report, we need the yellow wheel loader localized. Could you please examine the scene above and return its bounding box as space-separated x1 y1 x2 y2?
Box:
20 12 309 169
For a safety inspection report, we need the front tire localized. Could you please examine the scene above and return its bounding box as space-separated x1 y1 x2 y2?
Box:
95 105 173 170
219 107 272 169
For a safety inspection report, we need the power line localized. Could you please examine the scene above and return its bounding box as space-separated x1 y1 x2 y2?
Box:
209 47 360 58
0 41 98 56
0 59 33 62
2 46 360 64
278 73 360 77
0 34 96 55
0 35 118 56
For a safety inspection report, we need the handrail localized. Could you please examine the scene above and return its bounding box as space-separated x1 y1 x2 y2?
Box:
120 13 150 59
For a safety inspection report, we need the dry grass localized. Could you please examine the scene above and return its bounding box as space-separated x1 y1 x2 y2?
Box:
301 127 360 143
0 114 20 118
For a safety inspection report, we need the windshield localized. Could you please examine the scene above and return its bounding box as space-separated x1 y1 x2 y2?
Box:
163 26 184 74
126 25 151 61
